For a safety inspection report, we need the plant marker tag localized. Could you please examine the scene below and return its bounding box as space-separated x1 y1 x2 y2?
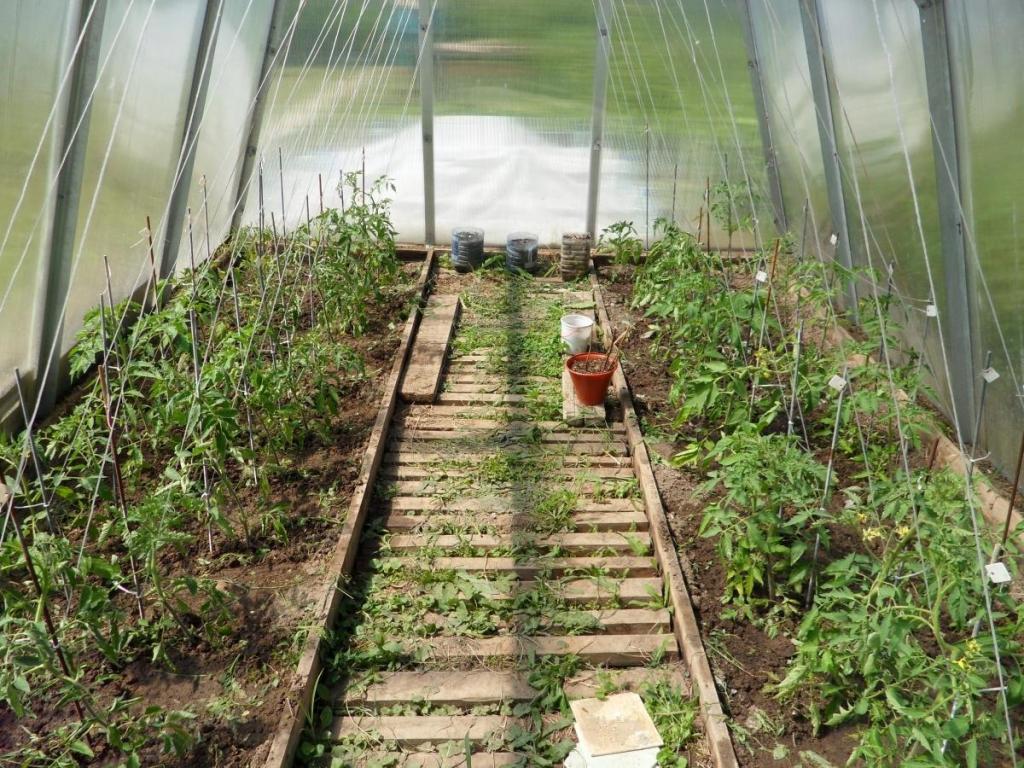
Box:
829 233 838 245
925 304 938 318
982 367 1000 384
828 374 847 392
755 270 768 284
986 562 1012 585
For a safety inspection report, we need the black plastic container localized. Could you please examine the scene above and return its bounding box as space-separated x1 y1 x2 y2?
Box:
451 227 485 273
506 231 539 274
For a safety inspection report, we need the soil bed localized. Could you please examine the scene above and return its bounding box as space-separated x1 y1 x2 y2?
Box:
0 256 420 768
599 263 858 767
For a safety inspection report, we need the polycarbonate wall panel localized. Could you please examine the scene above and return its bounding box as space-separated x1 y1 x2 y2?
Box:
600 0 765 249
819 0 950 414
177 0 275 269
950 0 1024 474
0 2 76 397
432 0 594 246
63 0 205 352
749 0 833 261
250 0 423 242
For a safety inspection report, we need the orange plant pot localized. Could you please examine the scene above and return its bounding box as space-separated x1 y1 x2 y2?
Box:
566 353 617 406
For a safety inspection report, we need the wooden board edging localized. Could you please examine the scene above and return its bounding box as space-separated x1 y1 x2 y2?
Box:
262 248 437 768
589 270 740 768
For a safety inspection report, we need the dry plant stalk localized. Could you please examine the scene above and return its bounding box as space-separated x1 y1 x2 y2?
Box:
574 326 631 373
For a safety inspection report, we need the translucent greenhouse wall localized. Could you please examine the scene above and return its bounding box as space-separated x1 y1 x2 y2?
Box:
3 0 1024 478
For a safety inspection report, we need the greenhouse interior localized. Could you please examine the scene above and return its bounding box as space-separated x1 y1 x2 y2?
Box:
1 0 1023 766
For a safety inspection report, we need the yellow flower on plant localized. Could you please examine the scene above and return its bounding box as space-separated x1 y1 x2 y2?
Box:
965 639 981 657
955 656 971 671
895 525 912 538
856 512 869 524
863 527 884 542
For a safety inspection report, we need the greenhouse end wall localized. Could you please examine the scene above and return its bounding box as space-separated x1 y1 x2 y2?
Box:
2 0 1024 479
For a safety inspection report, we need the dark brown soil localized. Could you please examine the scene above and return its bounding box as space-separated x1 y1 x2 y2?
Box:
598 264 859 767
0 263 421 768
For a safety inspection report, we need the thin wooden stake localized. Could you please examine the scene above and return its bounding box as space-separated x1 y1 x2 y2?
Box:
97 364 145 621
145 215 159 309
1 492 86 722
278 147 287 237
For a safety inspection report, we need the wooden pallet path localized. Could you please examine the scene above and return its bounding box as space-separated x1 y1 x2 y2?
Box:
302 269 705 768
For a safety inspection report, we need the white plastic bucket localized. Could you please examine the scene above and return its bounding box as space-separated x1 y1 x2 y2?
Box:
561 314 595 354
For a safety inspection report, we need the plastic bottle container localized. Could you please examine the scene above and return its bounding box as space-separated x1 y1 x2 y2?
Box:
451 227 485 273
506 231 539 274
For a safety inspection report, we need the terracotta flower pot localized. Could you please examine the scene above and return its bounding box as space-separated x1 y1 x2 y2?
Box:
567 353 617 406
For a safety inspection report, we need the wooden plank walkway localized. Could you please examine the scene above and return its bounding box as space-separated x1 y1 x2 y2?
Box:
313 271 703 767
400 294 461 403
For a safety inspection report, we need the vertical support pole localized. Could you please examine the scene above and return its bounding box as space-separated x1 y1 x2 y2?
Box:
159 0 225 278
418 0 436 245
586 0 613 240
34 0 108 414
737 0 787 233
916 0 976 441
797 0 858 318
230 0 292 233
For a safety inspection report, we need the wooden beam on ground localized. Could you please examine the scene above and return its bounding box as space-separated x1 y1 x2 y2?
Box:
262 250 437 768
400 294 461 403
385 531 652 555
383 510 648 533
350 753 520 767
377 555 659 578
331 714 517 745
423 633 678 666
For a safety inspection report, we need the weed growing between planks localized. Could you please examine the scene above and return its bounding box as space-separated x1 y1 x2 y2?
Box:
0 173 412 766
609 200 1024 765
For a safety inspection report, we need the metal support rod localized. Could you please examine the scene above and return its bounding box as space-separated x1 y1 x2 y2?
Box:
34 0 108 414
916 0 977 443
418 0 436 245
797 0 858 319
159 0 224 279
231 0 292 233
586 0 613 240
737 0 787 233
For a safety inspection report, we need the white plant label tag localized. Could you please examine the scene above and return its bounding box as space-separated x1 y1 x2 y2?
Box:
829 233 838 245
986 562 1012 585
755 270 768 284
982 367 1000 384
925 304 938 318
828 374 847 392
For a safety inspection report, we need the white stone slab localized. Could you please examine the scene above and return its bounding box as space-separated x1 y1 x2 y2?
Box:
570 692 662 757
